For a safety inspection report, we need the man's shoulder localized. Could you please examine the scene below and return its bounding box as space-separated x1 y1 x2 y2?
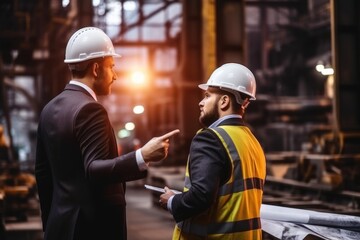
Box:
193 128 223 145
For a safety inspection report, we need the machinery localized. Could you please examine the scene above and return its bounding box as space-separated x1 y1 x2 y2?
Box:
0 162 36 222
1 0 360 239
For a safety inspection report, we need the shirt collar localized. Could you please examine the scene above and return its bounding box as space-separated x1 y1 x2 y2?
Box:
69 80 97 101
209 114 242 128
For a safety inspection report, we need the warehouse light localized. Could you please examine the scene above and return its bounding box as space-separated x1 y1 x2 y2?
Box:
124 1 137 11
133 105 144 114
118 129 131 138
62 0 70 7
106 1 121 25
315 61 324 72
131 71 146 86
321 67 334 76
315 61 333 76
92 0 100 7
125 122 135 131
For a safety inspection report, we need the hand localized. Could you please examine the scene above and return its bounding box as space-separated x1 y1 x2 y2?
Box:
141 129 180 163
159 186 176 210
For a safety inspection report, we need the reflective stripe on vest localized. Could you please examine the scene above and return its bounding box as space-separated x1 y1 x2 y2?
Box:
177 217 261 237
214 127 264 196
184 127 264 196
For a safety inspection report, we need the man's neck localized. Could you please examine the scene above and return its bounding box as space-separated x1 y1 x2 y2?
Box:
69 80 97 101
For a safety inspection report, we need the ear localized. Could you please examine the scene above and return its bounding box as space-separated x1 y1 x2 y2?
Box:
91 62 99 77
241 98 250 110
219 95 230 110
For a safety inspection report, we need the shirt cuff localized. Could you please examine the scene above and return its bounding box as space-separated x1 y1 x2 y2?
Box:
167 195 174 213
136 148 148 171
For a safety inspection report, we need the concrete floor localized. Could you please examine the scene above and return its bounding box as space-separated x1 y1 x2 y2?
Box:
126 185 175 240
2 183 277 240
3 184 175 240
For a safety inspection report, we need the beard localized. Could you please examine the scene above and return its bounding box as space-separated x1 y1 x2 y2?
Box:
93 70 111 96
199 105 220 127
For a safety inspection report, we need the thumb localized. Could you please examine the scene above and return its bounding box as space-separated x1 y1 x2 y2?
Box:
164 186 171 193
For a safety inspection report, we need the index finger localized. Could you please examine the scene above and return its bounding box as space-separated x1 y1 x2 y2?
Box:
158 129 180 140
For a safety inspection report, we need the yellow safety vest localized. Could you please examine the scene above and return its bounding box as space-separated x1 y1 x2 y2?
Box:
173 126 266 240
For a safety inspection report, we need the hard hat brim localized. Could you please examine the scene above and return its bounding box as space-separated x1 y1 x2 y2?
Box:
198 83 209 90
198 83 256 100
64 53 121 64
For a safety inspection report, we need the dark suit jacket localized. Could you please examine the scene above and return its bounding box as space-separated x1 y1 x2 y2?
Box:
171 118 247 222
35 84 146 240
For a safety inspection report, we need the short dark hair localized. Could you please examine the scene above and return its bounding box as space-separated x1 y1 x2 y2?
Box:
69 58 105 78
209 87 242 112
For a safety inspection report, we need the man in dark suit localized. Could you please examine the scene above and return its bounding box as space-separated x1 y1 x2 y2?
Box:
35 27 179 240
160 63 266 239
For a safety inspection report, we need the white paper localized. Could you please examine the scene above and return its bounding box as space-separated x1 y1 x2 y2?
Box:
261 204 360 229
261 204 360 240
261 204 310 223
261 219 328 240
144 184 181 194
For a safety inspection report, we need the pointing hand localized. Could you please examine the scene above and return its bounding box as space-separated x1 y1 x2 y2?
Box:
141 129 180 163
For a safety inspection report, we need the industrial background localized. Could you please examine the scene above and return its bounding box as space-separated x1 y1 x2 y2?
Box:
0 0 360 239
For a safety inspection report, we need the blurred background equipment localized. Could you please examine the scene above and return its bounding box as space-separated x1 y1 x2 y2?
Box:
0 0 360 239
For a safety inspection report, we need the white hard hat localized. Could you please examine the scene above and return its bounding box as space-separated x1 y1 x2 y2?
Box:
199 63 256 102
64 27 120 64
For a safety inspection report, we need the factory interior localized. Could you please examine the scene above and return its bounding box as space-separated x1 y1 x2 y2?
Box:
0 0 360 239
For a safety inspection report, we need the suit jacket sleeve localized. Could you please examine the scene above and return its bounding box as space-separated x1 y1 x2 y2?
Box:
35 121 53 230
171 129 229 222
75 102 146 183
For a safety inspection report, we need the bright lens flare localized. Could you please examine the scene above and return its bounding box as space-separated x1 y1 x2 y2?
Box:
131 71 146 86
315 63 324 72
125 122 135 131
133 105 144 114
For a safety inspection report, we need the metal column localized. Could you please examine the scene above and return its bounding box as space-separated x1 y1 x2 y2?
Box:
331 0 360 153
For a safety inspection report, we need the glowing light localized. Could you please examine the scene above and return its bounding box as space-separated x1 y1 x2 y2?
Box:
125 122 135 131
131 71 147 86
106 2 121 25
124 1 137 11
315 62 324 72
133 105 145 114
92 0 101 7
321 67 334 76
315 61 333 76
62 0 70 7
118 129 131 138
